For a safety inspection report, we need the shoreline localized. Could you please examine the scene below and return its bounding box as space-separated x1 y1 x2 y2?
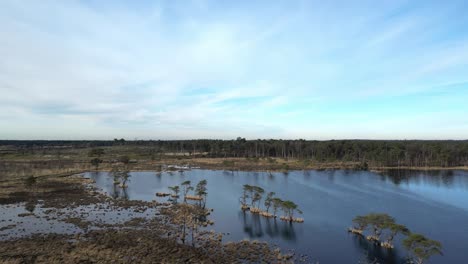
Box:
80 164 468 176
2 158 467 180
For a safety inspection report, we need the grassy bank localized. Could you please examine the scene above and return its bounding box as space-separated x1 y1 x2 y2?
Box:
2 155 468 180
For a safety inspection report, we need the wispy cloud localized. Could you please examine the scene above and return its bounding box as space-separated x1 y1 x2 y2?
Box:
0 0 467 139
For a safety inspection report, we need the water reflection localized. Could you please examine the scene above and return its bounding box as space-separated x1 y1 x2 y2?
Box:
351 235 406 264
155 172 162 183
380 170 460 188
110 184 129 200
239 211 296 241
268 172 275 180
222 170 234 176
85 169 468 264
24 201 36 213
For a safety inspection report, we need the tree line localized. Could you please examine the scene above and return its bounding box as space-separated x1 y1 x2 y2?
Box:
2 139 468 167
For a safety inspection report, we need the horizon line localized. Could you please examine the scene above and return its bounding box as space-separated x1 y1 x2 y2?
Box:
1 138 467 142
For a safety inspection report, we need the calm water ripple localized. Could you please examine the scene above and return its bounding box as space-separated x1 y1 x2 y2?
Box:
85 169 468 264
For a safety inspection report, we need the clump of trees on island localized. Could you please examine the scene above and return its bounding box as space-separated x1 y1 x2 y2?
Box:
240 184 303 223
156 181 305 247
403 233 443 264
164 180 208 207
151 179 299 261
349 213 442 264
157 179 216 246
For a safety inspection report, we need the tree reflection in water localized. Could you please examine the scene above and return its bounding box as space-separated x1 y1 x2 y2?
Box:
111 184 129 200
351 233 406 264
239 210 296 241
379 169 460 188
24 200 36 213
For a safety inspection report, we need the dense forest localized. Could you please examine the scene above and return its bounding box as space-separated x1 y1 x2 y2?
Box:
1 139 468 167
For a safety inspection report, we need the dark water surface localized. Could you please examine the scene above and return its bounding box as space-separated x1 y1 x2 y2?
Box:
85 169 468 264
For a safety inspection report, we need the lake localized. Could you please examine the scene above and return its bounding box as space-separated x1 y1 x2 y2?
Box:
85 169 468 264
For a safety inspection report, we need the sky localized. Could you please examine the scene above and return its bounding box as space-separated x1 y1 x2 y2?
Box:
1 0 468 140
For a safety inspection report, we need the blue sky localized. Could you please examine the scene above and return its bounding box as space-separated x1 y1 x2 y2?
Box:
1 0 467 140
